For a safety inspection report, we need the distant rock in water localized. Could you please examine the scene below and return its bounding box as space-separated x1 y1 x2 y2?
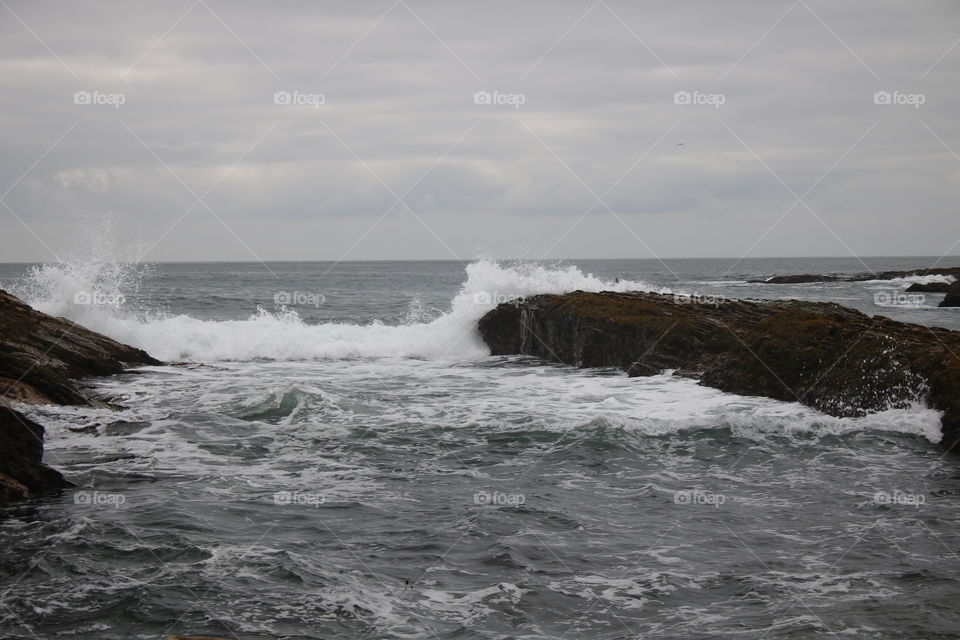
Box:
906 282 953 293
857 266 960 281
478 291 960 451
941 281 960 308
0 289 161 503
750 274 842 284
749 266 960 285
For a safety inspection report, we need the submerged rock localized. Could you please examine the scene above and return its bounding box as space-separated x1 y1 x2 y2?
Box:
478 291 960 451
0 289 161 503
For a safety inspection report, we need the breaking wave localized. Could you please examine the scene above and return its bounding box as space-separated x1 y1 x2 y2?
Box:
14 256 665 363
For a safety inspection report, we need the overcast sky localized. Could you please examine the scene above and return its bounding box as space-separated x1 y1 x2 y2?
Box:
1 1 958 262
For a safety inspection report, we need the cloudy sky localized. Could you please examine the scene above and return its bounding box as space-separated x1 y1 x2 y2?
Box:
1 0 958 262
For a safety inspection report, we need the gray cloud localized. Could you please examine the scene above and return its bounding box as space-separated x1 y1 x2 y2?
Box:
0 0 958 262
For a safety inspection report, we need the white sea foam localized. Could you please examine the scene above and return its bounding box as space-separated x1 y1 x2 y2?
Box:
30 361 945 467
15 257 665 363
867 274 956 287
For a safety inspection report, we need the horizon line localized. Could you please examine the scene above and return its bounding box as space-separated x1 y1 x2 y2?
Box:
1 254 959 266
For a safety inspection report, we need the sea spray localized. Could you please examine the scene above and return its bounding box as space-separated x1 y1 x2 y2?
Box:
15 257 666 362
14 217 153 328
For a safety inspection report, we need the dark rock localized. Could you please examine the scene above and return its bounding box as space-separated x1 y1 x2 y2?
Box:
627 361 661 377
940 407 960 454
700 310 946 419
478 291 960 450
477 301 523 355
906 282 953 293
857 266 960 282
0 289 160 405
100 419 152 436
0 289 161 503
750 266 960 285
940 281 960 308
0 406 71 501
750 274 842 284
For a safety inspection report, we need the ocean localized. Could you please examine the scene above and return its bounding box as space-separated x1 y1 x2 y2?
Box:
1 256 959 639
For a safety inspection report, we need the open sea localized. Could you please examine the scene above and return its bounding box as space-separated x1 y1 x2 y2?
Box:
1 255 959 639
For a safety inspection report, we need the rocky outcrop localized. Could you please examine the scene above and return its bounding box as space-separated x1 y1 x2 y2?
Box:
478 291 960 451
0 290 159 405
0 289 161 502
906 282 953 293
940 281 960 308
750 266 960 284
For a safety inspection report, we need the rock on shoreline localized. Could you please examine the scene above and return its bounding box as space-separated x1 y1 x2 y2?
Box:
478 291 960 450
0 289 161 502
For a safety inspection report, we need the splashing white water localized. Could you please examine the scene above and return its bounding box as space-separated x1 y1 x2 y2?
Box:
13 218 152 326
15 257 665 363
